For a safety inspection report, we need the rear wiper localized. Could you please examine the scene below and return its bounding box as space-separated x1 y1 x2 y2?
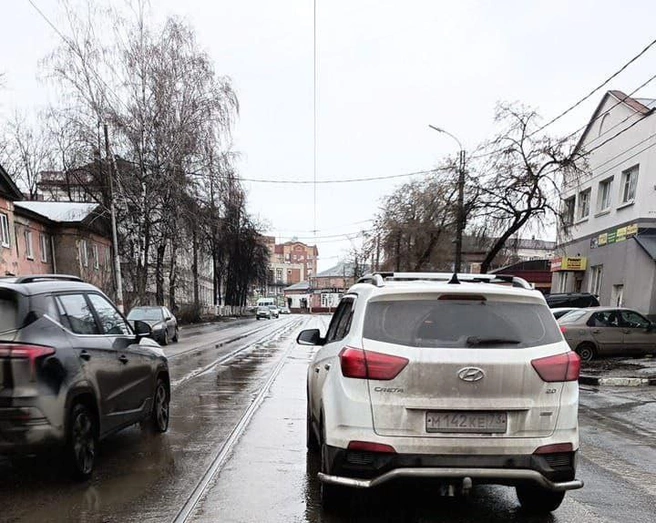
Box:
466 336 521 346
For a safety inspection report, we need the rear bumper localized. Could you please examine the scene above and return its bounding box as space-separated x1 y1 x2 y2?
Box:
321 445 583 492
319 468 583 491
0 407 63 453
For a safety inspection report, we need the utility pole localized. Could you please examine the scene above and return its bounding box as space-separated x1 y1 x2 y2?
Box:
103 123 124 312
454 149 466 273
429 125 466 273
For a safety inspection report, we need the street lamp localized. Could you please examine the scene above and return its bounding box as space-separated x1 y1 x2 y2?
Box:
428 125 466 273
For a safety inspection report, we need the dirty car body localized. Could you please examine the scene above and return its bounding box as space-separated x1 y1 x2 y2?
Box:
299 272 583 513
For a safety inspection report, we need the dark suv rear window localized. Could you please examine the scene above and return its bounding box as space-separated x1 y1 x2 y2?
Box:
0 290 21 339
363 299 562 348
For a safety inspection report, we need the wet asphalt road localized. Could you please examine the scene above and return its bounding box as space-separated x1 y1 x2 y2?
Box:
1 315 655 522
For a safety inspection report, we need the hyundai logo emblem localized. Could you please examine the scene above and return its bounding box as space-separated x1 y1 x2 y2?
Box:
458 367 485 382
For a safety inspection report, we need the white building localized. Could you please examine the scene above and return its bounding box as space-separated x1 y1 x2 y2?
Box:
553 90 656 316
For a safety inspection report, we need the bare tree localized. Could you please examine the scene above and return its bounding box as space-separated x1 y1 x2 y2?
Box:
471 103 586 273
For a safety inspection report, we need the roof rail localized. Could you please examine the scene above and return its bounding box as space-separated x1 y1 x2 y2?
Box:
13 274 83 284
356 272 533 290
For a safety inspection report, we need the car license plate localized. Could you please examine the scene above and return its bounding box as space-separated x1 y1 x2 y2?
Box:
426 411 507 433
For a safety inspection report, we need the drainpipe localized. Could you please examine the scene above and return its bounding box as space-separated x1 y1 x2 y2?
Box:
50 235 57 273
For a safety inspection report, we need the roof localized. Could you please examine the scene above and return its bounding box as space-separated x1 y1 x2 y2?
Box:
634 235 656 261
315 261 370 278
510 238 556 250
284 281 311 292
0 162 24 200
573 90 655 155
13 201 102 223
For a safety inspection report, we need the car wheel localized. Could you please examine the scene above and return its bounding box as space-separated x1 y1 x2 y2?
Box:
172 327 179 343
576 343 596 362
65 402 97 480
516 484 565 513
161 330 169 346
306 400 319 452
146 378 170 433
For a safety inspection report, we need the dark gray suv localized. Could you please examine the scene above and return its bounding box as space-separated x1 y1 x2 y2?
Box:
0 275 170 479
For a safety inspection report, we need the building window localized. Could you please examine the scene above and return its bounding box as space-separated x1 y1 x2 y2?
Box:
577 189 591 220
93 244 99 270
40 233 48 263
0 213 10 247
597 177 613 212
80 240 89 267
589 265 603 296
24 230 34 260
621 166 638 204
611 284 624 307
562 196 575 225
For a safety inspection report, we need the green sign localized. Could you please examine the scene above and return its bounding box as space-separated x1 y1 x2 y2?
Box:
607 230 616 244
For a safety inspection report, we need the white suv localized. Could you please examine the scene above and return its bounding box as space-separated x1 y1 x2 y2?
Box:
298 272 583 513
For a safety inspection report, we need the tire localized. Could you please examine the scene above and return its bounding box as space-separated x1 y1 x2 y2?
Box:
306 401 319 452
147 378 170 433
576 343 596 362
516 485 565 513
161 330 169 346
172 327 179 343
65 402 98 480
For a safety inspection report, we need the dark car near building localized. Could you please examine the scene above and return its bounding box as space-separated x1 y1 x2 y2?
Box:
127 306 179 345
545 293 600 309
0 275 170 479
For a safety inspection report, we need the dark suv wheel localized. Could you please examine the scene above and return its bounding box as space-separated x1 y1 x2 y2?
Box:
146 378 170 433
65 402 98 480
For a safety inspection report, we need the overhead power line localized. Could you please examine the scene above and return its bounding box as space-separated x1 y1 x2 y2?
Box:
532 35 656 135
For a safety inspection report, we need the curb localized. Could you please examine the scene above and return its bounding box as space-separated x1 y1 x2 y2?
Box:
579 375 656 387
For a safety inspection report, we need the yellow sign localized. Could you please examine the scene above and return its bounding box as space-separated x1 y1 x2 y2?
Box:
616 227 627 242
598 233 607 246
551 257 587 272
627 224 638 237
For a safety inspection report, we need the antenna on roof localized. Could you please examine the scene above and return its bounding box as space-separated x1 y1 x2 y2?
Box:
448 272 460 284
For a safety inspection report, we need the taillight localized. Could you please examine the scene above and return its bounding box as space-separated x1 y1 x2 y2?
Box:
0 344 56 379
339 347 408 380
534 443 573 454
560 326 568 334
348 440 396 453
531 352 580 382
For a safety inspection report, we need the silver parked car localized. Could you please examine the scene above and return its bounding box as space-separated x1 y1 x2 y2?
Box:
558 307 656 361
299 272 582 514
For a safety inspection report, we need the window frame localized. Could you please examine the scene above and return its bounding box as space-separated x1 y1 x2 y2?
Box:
40 233 48 263
589 265 603 296
55 293 101 335
24 230 34 260
92 243 100 270
597 177 614 212
80 239 89 268
325 297 355 344
562 196 575 225
577 188 591 220
0 213 10 248
621 166 638 204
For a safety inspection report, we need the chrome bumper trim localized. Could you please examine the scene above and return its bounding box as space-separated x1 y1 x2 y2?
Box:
318 468 584 491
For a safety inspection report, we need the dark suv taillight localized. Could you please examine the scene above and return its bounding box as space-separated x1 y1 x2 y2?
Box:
0 344 56 379
339 347 408 380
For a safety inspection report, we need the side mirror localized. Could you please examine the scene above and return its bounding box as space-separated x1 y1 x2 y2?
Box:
297 329 324 346
134 320 153 339
164 316 172 321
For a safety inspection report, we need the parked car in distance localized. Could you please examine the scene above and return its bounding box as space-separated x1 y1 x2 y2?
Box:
0 275 170 479
545 293 600 309
268 305 280 318
256 306 272 320
551 307 581 320
280 306 291 314
299 272 582 514
558 307 656 361
127 306 179 345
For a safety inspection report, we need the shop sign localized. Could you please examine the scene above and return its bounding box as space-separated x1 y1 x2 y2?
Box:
607 230 617 244
591 224 638 249
627 224 639 237
616 227 627 242
551 257 587 272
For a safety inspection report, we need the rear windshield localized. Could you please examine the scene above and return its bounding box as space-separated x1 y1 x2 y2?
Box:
558 310 588 324
363 299 562 348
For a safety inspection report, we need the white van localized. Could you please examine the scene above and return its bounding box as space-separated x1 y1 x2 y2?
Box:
256 297 276 307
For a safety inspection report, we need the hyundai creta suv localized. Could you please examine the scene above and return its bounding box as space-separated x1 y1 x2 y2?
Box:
298 272 583 513
0 275 170 479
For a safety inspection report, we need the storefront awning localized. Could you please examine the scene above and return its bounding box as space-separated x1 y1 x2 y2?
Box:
634 235 656 261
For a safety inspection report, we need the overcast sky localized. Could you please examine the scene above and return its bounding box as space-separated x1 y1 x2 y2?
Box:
3 0 656 270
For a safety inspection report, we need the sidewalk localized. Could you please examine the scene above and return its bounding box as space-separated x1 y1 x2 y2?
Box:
579 355 656 387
